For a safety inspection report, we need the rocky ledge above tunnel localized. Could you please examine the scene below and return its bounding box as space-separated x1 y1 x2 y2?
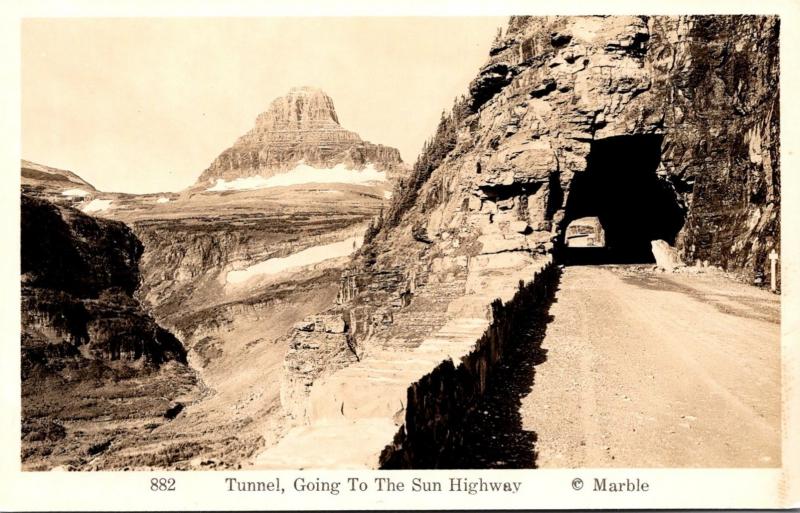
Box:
456 15 779 279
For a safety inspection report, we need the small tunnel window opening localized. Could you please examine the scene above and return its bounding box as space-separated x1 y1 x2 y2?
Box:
560 134 686 265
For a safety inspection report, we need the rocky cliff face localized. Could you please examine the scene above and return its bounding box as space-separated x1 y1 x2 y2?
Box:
655 16 779 276
383 14 778 282
461 15 779 275
268 15 780 467
21 194 187 368
21 194 197 470
196 86 407 185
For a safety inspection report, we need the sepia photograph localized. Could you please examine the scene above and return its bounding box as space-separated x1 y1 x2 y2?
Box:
3 4 798 510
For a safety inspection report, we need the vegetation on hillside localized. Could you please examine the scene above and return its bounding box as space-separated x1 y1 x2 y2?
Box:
364 95 472 244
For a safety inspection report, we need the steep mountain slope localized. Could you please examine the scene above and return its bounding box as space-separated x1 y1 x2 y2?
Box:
20 158 182 216
263 15 780 468
21 160 98 206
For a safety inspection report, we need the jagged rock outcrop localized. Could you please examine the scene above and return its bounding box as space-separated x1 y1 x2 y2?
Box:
196 86 407 186
266 15 780 469
21 194 187 370
469 15 778 276
21 194 196 470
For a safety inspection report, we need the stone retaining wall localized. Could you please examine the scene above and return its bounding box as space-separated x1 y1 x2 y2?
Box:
378 263 559 468
253 258 556 468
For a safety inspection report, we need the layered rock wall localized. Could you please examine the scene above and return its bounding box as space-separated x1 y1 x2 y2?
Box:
127 213 374 351
656 16 780 275
272 15 780 468
466 15 779 276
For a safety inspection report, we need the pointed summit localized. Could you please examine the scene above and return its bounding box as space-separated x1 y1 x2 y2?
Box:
196 87 405 186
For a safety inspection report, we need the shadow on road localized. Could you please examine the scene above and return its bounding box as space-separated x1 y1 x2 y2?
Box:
452 271 561 469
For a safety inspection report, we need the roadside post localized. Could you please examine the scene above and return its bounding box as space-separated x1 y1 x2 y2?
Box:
769 249 779 292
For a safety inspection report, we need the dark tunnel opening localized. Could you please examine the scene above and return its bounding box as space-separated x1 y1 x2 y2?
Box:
560 134 686 265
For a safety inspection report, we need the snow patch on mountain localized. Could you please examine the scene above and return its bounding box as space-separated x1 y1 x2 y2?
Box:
226 233 365 285
207 163 386 192
62 188 90 197
82 199 113 213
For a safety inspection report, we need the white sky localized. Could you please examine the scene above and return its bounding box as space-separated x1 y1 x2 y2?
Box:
21 17 505 193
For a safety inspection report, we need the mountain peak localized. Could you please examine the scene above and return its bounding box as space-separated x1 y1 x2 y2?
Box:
196 87 405 185
255 86 341 131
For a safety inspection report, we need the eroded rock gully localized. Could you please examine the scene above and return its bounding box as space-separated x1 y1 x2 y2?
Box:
100 204 379 469
260 15 779 469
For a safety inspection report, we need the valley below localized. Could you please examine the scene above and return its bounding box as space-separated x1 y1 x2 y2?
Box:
20 86 400 470
22 182 385 470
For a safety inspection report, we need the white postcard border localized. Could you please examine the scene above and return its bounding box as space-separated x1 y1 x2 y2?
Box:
1 0 798 510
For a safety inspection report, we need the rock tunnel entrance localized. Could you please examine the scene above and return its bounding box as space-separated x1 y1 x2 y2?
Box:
560 134 686 265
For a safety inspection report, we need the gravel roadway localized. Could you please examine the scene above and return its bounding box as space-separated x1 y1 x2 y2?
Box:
523 265 781 468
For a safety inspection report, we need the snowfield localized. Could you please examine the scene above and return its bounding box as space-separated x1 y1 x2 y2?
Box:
81 199 113 213
208 162 386 192
62 188 90 197
226 233 364 285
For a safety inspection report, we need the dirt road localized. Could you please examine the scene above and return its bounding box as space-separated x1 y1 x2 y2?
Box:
523 265 781 468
